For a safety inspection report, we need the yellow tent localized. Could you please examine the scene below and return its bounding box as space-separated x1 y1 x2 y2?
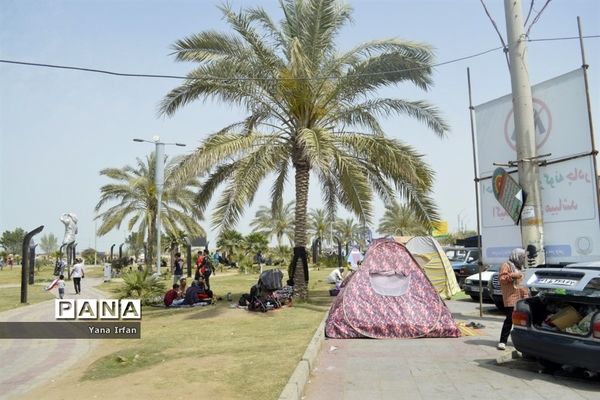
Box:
405 236 460 300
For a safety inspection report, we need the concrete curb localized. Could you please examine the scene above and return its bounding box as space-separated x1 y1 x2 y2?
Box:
278 312 328 400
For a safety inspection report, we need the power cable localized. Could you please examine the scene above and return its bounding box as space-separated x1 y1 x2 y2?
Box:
0 34 598 82
479 0 510 70
523 0 535 27
525 0 552 38
528 35 600 42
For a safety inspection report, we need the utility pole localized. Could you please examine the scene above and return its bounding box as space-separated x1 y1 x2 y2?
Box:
133 136 186 275
94 216 97 266
155 139 164 275
504 0 545 265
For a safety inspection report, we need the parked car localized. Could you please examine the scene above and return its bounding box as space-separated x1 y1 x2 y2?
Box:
488 263 570 310
463 264 500 302
511 261 600 375
444 247 481 286
488 269 505 310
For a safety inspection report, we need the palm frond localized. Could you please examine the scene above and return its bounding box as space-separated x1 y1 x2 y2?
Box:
328 98 448 136
333 153 373 223
171 31 249 63
270 158 290 213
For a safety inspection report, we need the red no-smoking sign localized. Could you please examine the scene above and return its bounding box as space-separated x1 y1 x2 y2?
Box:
503 98 552 151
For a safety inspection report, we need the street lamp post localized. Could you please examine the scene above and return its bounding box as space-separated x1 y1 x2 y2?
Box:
133 136 186 276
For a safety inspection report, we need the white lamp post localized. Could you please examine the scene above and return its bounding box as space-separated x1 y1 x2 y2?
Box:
133 136 186 275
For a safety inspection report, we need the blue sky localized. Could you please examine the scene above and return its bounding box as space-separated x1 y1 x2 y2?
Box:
1 0 599 253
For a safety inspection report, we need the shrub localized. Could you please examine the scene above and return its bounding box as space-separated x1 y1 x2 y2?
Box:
116 270 166 305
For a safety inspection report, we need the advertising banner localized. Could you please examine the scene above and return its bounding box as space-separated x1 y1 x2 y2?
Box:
474 69 600 264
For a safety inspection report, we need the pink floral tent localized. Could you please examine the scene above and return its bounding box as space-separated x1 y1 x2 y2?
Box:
325 239 461 339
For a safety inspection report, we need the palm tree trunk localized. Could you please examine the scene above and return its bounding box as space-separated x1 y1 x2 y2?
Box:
292 161 310 300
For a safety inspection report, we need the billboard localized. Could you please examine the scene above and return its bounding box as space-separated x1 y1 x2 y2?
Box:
474 69 600 264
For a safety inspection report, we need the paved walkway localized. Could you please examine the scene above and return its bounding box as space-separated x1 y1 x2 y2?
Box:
303 300 600 400
0 277 108 400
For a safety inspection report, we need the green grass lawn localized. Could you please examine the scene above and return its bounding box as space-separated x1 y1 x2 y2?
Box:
0 263 105 285
82 266 335 400
0 264 107 312
0 286 56 313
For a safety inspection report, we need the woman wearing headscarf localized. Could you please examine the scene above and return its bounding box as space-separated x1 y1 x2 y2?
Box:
497 248 530 350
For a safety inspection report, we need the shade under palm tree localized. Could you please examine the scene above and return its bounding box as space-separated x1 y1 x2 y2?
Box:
160 0 447 299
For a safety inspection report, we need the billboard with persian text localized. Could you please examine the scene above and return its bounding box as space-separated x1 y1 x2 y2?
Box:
474 69 600 264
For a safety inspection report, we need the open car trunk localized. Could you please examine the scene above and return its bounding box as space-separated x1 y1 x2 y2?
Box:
511 264 600 373
524 294 599 336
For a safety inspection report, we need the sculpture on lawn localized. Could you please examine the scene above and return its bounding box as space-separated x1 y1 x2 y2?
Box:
60 213 78 266
60 213 78 245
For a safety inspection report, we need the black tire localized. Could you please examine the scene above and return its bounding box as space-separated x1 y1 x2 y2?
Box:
537 358 561 373
521 353 535 361
469 294 480 301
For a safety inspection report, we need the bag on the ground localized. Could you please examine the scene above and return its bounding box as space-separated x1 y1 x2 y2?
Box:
238 293 252 307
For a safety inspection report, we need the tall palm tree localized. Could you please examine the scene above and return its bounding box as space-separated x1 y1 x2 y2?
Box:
334 217 361 246
95 152 205 270
216 229 244 264
250 201 295 246
308 208 331 244
125 232 144 261
378 201 429 237
160 0 447 299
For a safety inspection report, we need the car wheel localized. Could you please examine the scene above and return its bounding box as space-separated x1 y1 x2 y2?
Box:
469 294 480 301
537 358 561 373
521 353 535 361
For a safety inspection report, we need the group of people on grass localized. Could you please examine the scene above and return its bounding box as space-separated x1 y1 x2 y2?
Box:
164 249 215 307
163 277 214 307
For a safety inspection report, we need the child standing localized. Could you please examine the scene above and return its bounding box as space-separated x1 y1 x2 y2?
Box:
57 275 66 299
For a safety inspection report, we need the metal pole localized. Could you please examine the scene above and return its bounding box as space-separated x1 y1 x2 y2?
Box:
59 243 66 260
335 237 342 270
21 226 44 303
134 136 185 275
467 67 484 317
503 0 545 265
155 140 165 276
186 241 192 278
577 17 600 217
94 217 98 266
28 243 37 284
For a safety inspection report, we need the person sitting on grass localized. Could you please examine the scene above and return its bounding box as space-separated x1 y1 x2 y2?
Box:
164 283 185 307
196 276 214 301
178 277 187 297
327 266 345 286
184 281 203 306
